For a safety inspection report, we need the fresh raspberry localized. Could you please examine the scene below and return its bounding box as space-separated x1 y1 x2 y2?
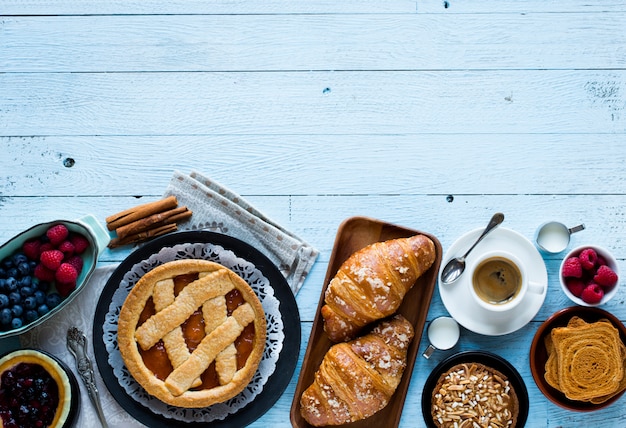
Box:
562 257 582 278
593 265 618 290
22 239 41 261
596 255 608 267
580 283 604 304
55 281 76 298
578 248 598 270
65 255 84 274
39 242 55 253
34 263 56 282
57 240 75 256
70 233 89 254
55 263 78 284
565 278 586 297
46 224 69 246
40 249 64 270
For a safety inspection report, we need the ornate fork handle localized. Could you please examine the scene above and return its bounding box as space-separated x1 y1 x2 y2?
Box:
67 326 109 428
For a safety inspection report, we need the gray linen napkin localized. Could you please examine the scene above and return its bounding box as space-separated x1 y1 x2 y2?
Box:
164 170 319 294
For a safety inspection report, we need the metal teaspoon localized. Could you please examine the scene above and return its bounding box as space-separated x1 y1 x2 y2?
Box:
67 326 109 428
440 212 505 284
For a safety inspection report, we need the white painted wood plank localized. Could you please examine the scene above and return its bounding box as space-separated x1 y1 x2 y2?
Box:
2 137 625 196
2 0 626 15
2 13 625 72
1 71 625 136
0 0 419 15
4 194 625 263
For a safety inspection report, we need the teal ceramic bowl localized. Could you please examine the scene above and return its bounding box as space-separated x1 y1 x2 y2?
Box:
0 214 109 339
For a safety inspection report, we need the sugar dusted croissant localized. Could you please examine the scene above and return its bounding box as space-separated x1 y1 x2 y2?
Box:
322 234 435 342
300 315 414 426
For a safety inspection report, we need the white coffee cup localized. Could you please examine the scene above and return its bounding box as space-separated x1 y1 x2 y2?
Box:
469 250 544 312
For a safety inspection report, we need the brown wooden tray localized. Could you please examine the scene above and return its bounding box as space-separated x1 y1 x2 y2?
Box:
290 216 442 428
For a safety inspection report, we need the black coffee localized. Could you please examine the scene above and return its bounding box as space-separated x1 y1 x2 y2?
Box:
472 257 522 305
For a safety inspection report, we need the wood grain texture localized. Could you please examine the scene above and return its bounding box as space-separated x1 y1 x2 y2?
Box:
1 71 625 137
2 138 625 196
3 0 626 15
1 1 625 426
2 13 626 72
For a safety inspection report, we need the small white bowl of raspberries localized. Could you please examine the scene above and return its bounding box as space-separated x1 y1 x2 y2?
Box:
560 245 620 306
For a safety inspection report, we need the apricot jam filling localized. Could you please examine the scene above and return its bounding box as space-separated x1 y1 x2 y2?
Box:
137 272 256 388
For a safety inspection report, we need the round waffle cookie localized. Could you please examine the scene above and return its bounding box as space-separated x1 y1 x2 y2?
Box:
117 259 267 408
431 362 519 428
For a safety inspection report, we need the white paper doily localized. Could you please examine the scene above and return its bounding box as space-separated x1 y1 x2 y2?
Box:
102 242 284 422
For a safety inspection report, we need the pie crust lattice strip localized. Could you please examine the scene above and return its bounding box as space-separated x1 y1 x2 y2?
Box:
118 258 267 408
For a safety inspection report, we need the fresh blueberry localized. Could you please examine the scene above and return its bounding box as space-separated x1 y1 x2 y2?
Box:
8 291 21 305
11 304 23 318
45 293 62 309
20 286 34 297
0 267 6 278
33 290 46 305
0 308 11 325
11 317 23 329
6 267 18 278
17 262 31 276
37 304 50 316
23 296 37 310
24 310 38 323
5 277 18 292
0 293 9 309
5 278 17 292
1 258 13 269
18 276 33 289
0 279 6 291
12 253 28 266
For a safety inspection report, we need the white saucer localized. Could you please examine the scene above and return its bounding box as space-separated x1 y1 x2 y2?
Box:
438 227 547 336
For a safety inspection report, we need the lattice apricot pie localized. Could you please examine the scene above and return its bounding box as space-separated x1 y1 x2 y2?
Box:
117 259 267 408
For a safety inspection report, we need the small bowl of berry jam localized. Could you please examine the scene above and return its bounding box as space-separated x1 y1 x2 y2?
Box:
0 348 80 427
0 215 110 339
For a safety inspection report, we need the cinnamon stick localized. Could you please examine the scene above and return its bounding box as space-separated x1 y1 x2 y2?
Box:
106 196 178 231
108 223 178 248
115 206 191 240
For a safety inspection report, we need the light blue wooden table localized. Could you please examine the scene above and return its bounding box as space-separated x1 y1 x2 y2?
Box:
1 1 625 427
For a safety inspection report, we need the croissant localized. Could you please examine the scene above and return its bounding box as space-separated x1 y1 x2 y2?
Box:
322 234 435 342
300 315 414 426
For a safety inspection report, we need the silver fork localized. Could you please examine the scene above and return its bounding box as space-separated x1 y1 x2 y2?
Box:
67 326 109 428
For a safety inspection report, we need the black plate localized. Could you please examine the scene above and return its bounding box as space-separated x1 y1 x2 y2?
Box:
421 351 529 428
92 231 301 427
